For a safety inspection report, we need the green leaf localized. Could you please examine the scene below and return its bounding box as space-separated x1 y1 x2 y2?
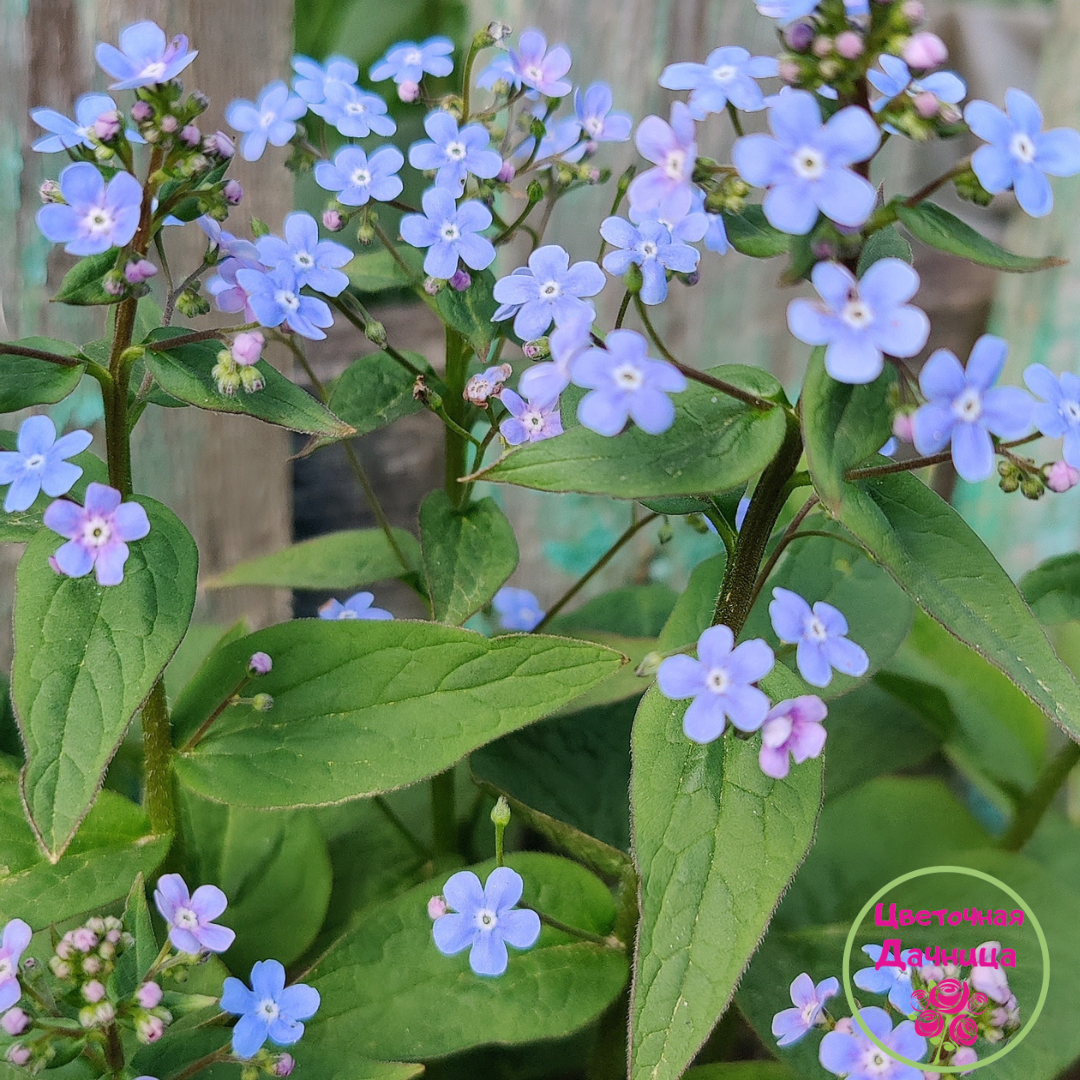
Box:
897 200 1065 272
326 350 432 439
0 431 107 543
721 206 791 259
547 583 678 639
143 330 353 437
479 367 788 499
0 780 170 926
1021 552 1080 623
0 339 86 412
110 874 158 1001
53 251 120 305
346 245 425 293
856 225 912 273
437 269 498 356
14 498 197 858
421 491 519 624
178 793 332 972
305 852 629 1059
629 665 823 1080
173 621 625 808
686 1065 799 1080
165 622 250 701
204 529 420 591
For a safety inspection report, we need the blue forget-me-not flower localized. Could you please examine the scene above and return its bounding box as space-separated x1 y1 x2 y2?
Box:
256 212 352 297
600 216 699 305
220 960 320 1059
1025 363 1080 468
772 972 839 1046
37 162 142 256
493 587 545 631
95 20 197 90
493 245 605 340
0 416 92 514
314 145 404 206
400 188 496 280
318 592 393 620
660 47 778 118
769 587 869 688
226 81 307 161
408 110 503 196
370 37 454 85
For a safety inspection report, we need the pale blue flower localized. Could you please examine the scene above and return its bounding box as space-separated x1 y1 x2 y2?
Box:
399 188 495 280
772 973 839 1046
868 55 965 114
408 110 502 196
291 55 358 104
769 587 869 688
154 873 235 955
31 93 143 152
318 591 393 620
226 81 307 161
492 245 605 340
660 47 778 118
518 313 593 407
1024 363 1080 467
628 102 698 222
95 20 196 90
256 212 352 297
0 416 92 513
819 1007 926 1080
854 945 921 1013
0 920 31 1012
574 83 632 143
757 0 820 25
236 265 335 340
36 161 142 256
499 389 563 444
315 145 404 206
312 82 395 139
600 216 699 305
493 587 545 631
509 29 572 98
370 38 454 84
220 960 320 1059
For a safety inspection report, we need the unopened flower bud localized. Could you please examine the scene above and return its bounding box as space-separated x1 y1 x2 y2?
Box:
83 980 106 1004
239 366 265 393
323 208 345 231
624 262 644 295
398 80 420 103
1046 460 1080 492
56 937 73 960
131 100 154 123
82 955 102 975
682 270 700 287
784 23 814 52
1020 475 1045 500
835 31 864 59
248 652 273 676
423 276 443 296
39 179 63 204
242 1067 260 1080
180 124 201 148
913 90 939 119
812 35 833 58
487 20 512 42
2 1009 29 1037
251 693 274 712
464 363 512 406
449 268 472 291
231 330 265 367
427 895 448 919
213 354 242 396
273 1054 296 1077
892 412 914 442
818 58 840 79
72 928 98 953
526 179 545 204
136 1014 165 1044
223 179 244 205
902 31 947 69
124 259 158 285
103 271 127 297
136 982 164 1009
49 957 72 979
93 110 122 141
6 1045 30 1066
522 337 550 361
364 320 388 347
356 221 375 244
98 940 115 960
778 60 801 84
497 160 516 183
177 288 211 318
159 114 178 134
491 796 511 827
901 0 926 23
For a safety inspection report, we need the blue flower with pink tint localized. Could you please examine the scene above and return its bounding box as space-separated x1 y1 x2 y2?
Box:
518 313 593 406
575 83 632 145
0 919 31 1012
43 482 150 587
733 90 880 234
660 47 778 118
772 972 839 1046
493 245 605 340
318 592 393 620
399 188 495 280
657 623 775 742
0 416 92 514
371 38 454 85
37 161 141 256
31 93 143 152
493 587 545 631
220 960 320 1059
627 102 698 222
291 55 358 105
498 389 563 444
759 695 828 780
208 255 264 321
432 867 541 977
236 265 334 340
198 217 260 261
154 873 236 955
571 329 686 436
256 212 352 297
600 216 699 305
769 587 869 688
819 1007 926 1080
95 20 196 90
408 111 503 196
912 335 1033 483
226 81 307 161
868 55 965 116
510 29 572 98
315 145 404 206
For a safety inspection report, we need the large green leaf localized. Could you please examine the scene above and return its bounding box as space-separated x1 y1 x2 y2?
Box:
14 498 197 858
897 200 1064 272
143 331 352 437
110 874 158 1001
0 339 86 412
548 584 678 639
1021 552 1080 623
629 665 823 1080
305 852 629 1059
205 529 421 591
346 245 425 293
53 251 120 305
721 206 791 259
478 367 788 499
326 350 431 439
179 793 332 972
420 491 519 624
0 776 170 926
0 431 107 543
173 620 625 808
803 357 1080 746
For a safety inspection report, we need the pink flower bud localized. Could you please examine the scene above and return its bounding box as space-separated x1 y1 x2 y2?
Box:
39 179 63 204
1 1009 29 1036
423 276 442 296
136 1014 165 1044
1047 460 1080 492
892 412 914 442
901 0 926 23
159 115 178 134
93 111 121 141
812 36 833 58
323 209 345 232
449 268 472 292
902 31 947 70
248 651 273 675
71 928 98 953
784 23 814 52
204 130 235 158
131 100 154 123
274 1054 296 1077
498 160 516 183
778 60 801 84
223 179 244 205
81 955 102 975
231 330 265 367
105 928 121 944
522 338 550 361
124 259 158 285
83 980 106 1004
136 982 163 1009
913 90 939 118
835 31 864 59
6 1044 31 1066
427 895 448 919
180 124 201 148
398 80 420 103
952 1047 978 1074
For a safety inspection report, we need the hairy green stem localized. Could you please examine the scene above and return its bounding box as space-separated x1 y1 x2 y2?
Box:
0 341 82 367
141 681 176 837
164 1048 231 1080
443 326 471 508
530 908 623 950
103 1023 124 1078
999 740 1080 852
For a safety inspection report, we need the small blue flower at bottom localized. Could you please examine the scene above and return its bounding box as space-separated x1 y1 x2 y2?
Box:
657 624 775 742
0 416 92 513
772 972 839 1046
432 867 541 977
819 1006 926 1080
498 389 563 445
493 587 545 631
319 592 393 620
769 587 869 688
220 960 320 1059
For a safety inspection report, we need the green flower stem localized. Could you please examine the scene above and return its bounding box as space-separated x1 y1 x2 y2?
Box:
142 680 176 837
1000 739 1080 852
163 1048 232 1080
615 289 633 329
0 342 82 367
529 907 625 950
443 326 471 509
103 1022 124 1078
903 159 971 209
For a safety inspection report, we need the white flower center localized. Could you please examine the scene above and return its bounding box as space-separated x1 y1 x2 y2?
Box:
953 387 983 422
24 453 46 472
0 958 13 982
841 295 873 329
275 289 301 312
806 615 828 642
446 140 467 160
859 1049 892 1078
257 999 280 1022
405 49 423 65
173 906 199 931
81 515 113 549
336 608 360 619
794 146 826 180
86 208 114 235
441 222 460 241
539 279 561 300
351 167 372 186
525 64 544 83
295 252 314 268
800 1001 821 1026
259 111 275 128
584 116 604 137
140 60 168 81
705 667 730 694
640 240 659 259
664 149 687 180
346 100 369 116
613 362 644 389
1063 399 1080 424
713 64 737 83
524 409 545 430
475 907 499 931
1010 132 1036 163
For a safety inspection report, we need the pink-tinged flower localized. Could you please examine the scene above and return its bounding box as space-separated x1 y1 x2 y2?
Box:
153 873 236 955
819 1006 927 1080
0 920 31 1012
274 1053 296 1077
509 29 572 98
136 1015 166 1043
772 973 839 1046
969 942 1011 1003
1047 460 1080 492
519 313 592 407
95 20 197 90
1 1008 29 1036
7 1045 31 1066
43 484 150 587
124 258 158 284
231 331 265 367
902 32 947 70
136 982 163 1009
248 651 273 676
427 896 448 920
464 364 512 407
628 102 698 222
498 388 563 444
36 161 142 256
759 695 828 779
951 1047 978 1076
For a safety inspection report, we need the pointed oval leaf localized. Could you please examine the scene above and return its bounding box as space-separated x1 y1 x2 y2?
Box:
722 206 791 259
305 852 629 1059
437 269 498 356
327 350 432 438
0 339 86 412
53 251 121 305
478 367 787 499
1021 552 1080 623
14 497 197 858
173 620 625 808
420 491 519 624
